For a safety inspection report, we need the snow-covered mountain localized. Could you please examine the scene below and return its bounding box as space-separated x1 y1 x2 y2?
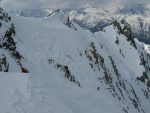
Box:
69 7 112 32
116 4 149 15
0 7 150 113
69 4 150 44
115 4 150 44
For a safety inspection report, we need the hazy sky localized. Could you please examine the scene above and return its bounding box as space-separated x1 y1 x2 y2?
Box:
0 0 149 9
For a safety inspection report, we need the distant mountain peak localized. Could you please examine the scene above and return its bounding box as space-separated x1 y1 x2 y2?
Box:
116 4 148 15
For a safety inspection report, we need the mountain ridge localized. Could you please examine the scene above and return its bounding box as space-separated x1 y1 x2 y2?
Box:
0 7 149 113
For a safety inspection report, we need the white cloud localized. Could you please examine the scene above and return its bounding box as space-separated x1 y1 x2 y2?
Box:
0 0 149 10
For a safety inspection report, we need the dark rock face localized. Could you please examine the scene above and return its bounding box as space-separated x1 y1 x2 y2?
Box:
0 8 28 72
0 54 9 72
147 80 150 87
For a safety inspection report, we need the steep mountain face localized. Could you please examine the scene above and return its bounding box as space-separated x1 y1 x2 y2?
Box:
124 16 150 44
0 8 150 113
0 8 27 72
115 4 150 44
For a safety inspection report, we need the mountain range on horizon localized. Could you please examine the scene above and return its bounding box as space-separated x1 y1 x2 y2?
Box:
7 3 150 43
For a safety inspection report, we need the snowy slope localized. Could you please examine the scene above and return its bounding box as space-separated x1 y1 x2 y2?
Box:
0 72 29 113
0 8 150 113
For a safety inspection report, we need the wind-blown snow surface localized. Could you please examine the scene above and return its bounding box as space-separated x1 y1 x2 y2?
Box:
0 73 29 112
0 9 150 113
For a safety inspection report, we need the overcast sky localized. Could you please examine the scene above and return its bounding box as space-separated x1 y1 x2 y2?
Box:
0 0 150 9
